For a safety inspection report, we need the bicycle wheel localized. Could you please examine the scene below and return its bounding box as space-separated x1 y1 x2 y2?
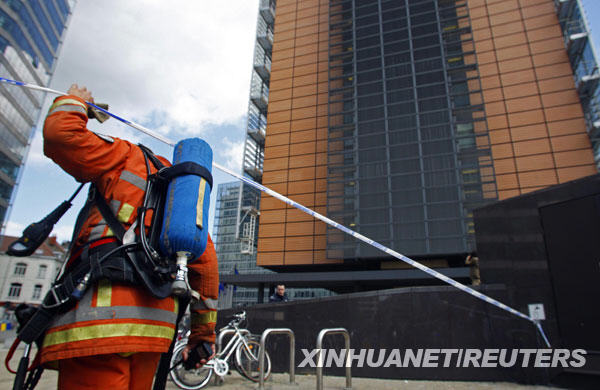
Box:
234 336 271 382
169 342 213 390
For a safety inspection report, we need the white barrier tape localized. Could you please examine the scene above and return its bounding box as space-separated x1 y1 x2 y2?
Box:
1 76 551 347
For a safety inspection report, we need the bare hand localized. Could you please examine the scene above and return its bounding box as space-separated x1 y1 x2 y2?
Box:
182 343 216 369
67 83 93 103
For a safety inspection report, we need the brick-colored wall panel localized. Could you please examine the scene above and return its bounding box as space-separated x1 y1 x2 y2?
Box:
492 21 524 38
288 179 315 194
544 104 584 122
502 82 538 100
489 128 510 144
489 10 521 26
524 13 559 31
541 90 580 108
510 123 548 141
260 210 286 225
507 109 544 128
259 223 287 238
286 208 314 222
284 251 314 265
546 118 587 137
488 0 520 15
532 50 568 68
513 138 551 157
290 129 317 143
285 221 314 236
256 252 284 266
518 169 558 187
290 141 316 156
554 149 595 167
258 237 285 252
537 75 575 94
515 153 555 171
498 189 521 199
289 154 316 169
493 32 527 49
491 143 515 159
535 63 574 80
496 173 519 189
521 2 556 19
265 145 290 159
495 44 530 62
500 69 536 86
487 114 509 130
557 166 598 183
550 133 592 152
505 95 541 113
494 158 517 174
262 169 288 184
529 37 565 55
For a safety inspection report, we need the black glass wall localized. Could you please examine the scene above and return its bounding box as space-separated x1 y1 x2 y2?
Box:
327 0 497 260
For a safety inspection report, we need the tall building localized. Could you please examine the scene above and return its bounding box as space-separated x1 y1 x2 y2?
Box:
214 181 332 307
0 0 73 226
254 0 599 273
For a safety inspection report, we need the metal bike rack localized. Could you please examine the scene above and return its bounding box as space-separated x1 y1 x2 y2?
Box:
259 328 296 389
316 328 352 390
216 328 250 354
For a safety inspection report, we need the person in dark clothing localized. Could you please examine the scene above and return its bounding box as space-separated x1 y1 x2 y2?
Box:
269 284 289 303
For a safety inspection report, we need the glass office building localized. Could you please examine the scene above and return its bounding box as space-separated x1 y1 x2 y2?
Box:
0 0 73 226
257 0 598 269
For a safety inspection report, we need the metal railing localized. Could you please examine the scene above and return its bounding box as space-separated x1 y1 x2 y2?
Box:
316 328 352 390
259 328 296 389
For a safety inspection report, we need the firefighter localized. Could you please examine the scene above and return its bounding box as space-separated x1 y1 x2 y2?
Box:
40 84 218 389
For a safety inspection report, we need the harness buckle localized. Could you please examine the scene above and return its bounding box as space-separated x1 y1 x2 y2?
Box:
42 284 70 309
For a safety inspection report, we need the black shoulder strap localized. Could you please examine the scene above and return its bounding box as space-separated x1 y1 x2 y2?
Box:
138 144 165 171
93 186 126 241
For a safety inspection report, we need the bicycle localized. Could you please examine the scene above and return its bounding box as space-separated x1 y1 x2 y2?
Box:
169 311 272 389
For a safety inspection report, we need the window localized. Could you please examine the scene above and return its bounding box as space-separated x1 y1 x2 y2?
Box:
8 283 22 298
38 265 47 279
14 262 27 276
32 285 42 300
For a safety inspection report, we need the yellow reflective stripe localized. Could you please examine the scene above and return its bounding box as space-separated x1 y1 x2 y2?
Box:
43 323 175 347
191 311 217 326
196 179 207 229
117 203 135 223
105 227 114 237
48 98 87 113
96 279 112 307
173 296 179 314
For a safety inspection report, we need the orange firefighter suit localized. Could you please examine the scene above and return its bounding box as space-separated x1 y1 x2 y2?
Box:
40 94 219 389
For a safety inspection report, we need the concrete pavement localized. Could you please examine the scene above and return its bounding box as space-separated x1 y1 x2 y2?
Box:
1 347 556 390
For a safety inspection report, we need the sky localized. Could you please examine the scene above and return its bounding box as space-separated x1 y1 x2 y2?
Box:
3 1 259 242
3 0 600 243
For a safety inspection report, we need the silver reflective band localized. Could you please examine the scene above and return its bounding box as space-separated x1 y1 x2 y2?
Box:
51 304 177 328
119 170 146 191
192 297 218 311
48 104 87 116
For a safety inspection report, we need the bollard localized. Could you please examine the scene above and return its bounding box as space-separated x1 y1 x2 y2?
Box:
259 328 296 389
316 328 351 390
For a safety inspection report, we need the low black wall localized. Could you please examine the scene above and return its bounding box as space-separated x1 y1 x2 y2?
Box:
217 284 551 384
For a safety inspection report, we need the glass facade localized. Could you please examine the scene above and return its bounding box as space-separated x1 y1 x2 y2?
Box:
0 0 72 226
555 0 600 168
327 0 496 259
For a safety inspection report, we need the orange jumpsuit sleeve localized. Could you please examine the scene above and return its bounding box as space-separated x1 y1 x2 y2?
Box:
187 234 219 345
43 95 131 182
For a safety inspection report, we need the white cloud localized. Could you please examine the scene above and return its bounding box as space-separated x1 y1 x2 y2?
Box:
2 220 24 237
221 138 245 172
50 1 258 136
51 224 75 243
